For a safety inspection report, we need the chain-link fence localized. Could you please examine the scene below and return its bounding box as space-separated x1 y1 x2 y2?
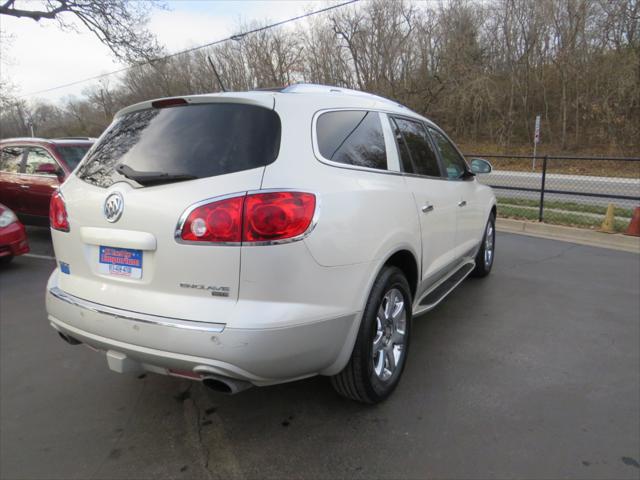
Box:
466 154 640 233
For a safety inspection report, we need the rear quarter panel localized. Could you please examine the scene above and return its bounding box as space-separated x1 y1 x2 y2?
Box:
261 95 421 304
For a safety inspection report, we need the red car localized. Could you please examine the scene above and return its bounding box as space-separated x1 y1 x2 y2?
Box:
0 137 94 225
0 203 29 264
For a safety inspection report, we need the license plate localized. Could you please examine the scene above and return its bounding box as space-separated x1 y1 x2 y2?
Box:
99 246 143 279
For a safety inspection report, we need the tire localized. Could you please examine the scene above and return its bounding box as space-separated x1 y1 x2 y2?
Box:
0 256 13 265
331 266 412 404
472 212 496 278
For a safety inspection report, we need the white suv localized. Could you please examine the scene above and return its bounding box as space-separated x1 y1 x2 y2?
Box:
46 84 496 403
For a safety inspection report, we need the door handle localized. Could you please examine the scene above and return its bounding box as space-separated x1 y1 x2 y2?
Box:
19 185 30 189
458 200 467 207
421 203 434 213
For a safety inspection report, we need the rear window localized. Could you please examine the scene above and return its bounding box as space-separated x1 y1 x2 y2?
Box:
56 145 91 170
76 103 281 188
316 110 387 170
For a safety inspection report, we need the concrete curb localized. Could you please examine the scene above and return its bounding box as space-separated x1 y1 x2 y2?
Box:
496 218 640 254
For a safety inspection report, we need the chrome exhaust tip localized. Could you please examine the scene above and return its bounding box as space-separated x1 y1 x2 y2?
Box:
201 375 252 395
194 367 252 394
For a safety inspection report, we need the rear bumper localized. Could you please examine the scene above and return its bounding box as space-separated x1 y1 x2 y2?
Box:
46 285 359 386
0 222 29 258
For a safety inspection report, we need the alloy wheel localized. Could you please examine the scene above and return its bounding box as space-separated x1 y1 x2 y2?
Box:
484 221 494 268
372 288 407 381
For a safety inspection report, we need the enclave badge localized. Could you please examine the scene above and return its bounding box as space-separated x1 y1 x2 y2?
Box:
104 192 124 223
179 283 230 297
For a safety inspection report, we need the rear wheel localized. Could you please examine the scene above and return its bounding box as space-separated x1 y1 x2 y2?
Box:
331 266 411 404
472 212 495 278
0 256 13 265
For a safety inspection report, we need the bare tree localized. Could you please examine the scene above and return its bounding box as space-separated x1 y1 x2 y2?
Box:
2 0 638 154
0 0 163 62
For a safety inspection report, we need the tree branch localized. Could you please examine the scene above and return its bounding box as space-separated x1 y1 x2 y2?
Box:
0 3 67 21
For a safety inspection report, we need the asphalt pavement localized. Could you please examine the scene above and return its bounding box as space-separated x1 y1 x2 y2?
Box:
1 230 639 480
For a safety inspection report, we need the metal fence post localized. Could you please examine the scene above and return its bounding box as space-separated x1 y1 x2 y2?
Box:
538 155 548 222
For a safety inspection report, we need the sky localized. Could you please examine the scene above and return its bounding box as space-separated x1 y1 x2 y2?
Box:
0 1 342 103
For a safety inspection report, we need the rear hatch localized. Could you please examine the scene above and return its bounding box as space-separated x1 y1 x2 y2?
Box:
52 97 280 324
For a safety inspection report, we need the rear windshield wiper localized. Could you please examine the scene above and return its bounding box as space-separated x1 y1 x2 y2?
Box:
116 164 197 186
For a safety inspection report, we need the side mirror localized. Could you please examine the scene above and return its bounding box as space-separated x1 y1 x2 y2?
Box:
469 158 492 174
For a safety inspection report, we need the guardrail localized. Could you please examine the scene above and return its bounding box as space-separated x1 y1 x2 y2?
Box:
463 153 640 229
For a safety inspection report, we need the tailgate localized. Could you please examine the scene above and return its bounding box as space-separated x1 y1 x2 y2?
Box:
52 170 264 324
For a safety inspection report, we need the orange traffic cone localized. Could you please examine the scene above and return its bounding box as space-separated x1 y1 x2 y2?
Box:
625 207 640 237
599 203 617 233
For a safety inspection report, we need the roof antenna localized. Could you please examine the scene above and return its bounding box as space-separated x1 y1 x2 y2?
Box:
207 55 227 92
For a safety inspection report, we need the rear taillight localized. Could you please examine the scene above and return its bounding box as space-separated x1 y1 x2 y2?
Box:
178 191 316 244
180 196 244 243
243 192 316 242
49 191 70 232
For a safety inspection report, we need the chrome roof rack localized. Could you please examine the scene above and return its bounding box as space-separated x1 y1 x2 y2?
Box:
281 83 409 109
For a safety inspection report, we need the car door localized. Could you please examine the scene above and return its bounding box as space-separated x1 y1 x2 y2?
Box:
21 146 62 218
427 127 485 255
0 145 27 215
386 115 460 292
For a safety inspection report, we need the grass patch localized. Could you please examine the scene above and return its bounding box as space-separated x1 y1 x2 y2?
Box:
498 205 630 233
497 196 634 217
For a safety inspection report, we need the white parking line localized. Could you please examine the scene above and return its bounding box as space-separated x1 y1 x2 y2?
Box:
24 253 55 261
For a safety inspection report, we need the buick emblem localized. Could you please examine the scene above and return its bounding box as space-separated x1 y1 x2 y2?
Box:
104 192 124 223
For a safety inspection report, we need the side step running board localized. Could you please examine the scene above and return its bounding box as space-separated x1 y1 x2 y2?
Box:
413 262 475 316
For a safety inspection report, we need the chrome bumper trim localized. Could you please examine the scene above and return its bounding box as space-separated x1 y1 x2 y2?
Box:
49 287 225 333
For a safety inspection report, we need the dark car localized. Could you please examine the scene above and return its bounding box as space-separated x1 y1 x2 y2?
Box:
0 137 94 225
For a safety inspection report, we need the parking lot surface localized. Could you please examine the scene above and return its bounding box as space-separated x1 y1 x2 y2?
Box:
1 231 639 480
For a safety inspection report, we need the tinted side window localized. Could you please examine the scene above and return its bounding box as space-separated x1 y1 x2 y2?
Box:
25 147 59 175
0 146 24 173
391 117 441 177
317 111 387 170
429 128 468 179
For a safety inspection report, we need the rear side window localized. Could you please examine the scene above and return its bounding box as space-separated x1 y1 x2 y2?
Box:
0 146 24 173
391 117 441 177
24 147 59 175
316 111 387 170
76 103 281 188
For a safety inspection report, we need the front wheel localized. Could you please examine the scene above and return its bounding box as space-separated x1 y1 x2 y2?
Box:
331 266 412 404
472 212 496 278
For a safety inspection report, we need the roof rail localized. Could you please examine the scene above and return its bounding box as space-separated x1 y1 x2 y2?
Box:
281 83 351 94
281 83 409 109
251 86 286 92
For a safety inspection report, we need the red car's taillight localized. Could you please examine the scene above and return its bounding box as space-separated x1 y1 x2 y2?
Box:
49 191 70 232
179 191 316 244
